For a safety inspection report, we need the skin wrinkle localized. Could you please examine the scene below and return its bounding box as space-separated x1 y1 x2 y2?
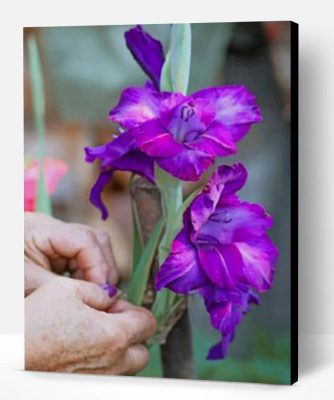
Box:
25 213 116 285
25 278 140 372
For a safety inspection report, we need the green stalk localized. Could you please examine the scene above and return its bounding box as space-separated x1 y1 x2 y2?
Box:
151 166 183 325
27 35 52 215
152 22 192 327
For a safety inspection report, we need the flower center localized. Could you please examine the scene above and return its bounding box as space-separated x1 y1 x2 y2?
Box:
209 211 233 224
170 101 208 144
180 104 195 122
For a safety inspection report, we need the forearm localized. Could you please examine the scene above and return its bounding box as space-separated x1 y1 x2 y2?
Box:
24 258 55 297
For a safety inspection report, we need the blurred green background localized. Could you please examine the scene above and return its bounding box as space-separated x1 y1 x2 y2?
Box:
24 22 292 384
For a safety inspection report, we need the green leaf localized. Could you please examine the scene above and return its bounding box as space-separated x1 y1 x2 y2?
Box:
27 36 52 215
131 199 143 272
151 288 178 326
172 187 201 235
127 217 165 306
160 51 172 92
170 24 192 94
159 187 201 255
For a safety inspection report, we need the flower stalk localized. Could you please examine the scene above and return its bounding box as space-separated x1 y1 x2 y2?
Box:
27 35 52 215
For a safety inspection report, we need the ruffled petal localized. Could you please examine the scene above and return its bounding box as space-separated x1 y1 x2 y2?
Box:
89 169 113 220
200 286 258 359
112 149 155 182
197 201 273 245
85 132 155 219
131 119 184 158
235 236 278 292
207 333 233 360
187 123 237 157
210 162 248 197
125 25 165 89
193 85 262 141
190 163 248 233
161 92 188 112
157 146 214 181
109 87 162 129
155 226 208 294
197 244 237 289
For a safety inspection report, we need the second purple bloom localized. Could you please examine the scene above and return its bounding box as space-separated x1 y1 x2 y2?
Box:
155 162 278 359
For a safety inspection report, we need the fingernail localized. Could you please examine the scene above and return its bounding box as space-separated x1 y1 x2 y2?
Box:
100 283 117 298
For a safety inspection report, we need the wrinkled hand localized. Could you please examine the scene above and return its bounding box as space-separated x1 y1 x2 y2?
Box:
24 212 119 295
25 277 156 374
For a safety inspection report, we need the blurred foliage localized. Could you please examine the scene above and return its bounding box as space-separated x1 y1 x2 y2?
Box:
194 329 290 384
139 322 290 384
41 23 233 123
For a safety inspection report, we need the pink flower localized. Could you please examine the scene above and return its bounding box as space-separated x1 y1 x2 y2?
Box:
24 158 68 211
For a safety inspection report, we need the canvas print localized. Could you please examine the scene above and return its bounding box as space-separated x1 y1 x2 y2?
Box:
24 21 298 384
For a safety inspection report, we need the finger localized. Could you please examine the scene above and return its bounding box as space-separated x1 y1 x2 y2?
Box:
107 299 137 313
94 230 119 285
50 256 69 274
71 269 85 280
76 280 117 311
74 344 149 375
108 344 149 375
71 224 119 284
50 225 109 284
108 302 157 345
25 260 57 296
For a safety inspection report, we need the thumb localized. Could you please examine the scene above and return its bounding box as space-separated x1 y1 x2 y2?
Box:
76 280 117 311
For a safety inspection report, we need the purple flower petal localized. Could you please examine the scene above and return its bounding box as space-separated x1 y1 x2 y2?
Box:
235 236 278 292
211 162 248 197
89 169 113 221
196 245 237 290
200 286 258 359
190 163 248 232
100 283 117 297
161 92 188 111
197 201 273 245
193 85 262 141
109 87 162 129
85 131 154 219
207 334 233 360
125 25 165 89
131 119 184 158
155 225 208 294
187 123 237 157
85 130 136 166
157 147 214 181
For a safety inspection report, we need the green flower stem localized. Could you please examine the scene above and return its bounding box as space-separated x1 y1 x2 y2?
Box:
152 22 192 329
151 166 183 326
27 35 52 215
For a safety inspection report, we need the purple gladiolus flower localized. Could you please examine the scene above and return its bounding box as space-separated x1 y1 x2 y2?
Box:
109 82 262 182
155 162 278 359
110 25 262 181
85 25 263 218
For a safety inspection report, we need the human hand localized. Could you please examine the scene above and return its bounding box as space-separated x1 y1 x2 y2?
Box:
25 277 156 374
24 212 119 293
